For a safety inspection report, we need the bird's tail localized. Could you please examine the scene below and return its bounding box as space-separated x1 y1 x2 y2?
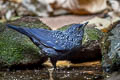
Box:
6 24 31 37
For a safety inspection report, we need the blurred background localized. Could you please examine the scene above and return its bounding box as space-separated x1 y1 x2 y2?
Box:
0 0 119 21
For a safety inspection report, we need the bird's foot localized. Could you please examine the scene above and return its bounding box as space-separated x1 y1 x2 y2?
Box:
50 57 57 70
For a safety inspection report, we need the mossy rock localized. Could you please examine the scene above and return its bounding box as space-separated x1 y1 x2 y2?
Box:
101 21 120 73
0 17 51 69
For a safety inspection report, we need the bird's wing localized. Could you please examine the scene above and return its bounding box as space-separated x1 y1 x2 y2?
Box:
27 28 65 51
7 24 65 51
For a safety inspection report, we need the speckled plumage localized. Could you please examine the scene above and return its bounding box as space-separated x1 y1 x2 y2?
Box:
7 22 88 68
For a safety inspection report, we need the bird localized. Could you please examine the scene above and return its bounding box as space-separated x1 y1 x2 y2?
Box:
6 22 88 68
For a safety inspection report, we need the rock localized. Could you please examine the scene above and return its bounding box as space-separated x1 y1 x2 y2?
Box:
58 24 103 63
106 72 120 80
101 20 120 72
0 16 51 70
85 17 119 32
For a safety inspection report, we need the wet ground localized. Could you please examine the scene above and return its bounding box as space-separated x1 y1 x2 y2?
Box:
0 61 104 80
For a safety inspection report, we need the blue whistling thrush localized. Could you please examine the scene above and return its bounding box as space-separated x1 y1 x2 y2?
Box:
6 22 88 68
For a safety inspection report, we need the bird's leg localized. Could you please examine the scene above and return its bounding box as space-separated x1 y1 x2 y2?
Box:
50 57 57 69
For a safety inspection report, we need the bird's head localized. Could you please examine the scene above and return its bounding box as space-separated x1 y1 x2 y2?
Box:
65 22 88 34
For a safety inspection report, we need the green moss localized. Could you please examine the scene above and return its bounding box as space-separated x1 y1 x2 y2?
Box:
85 28 101 40
82 27 103 44
0 28 23 65
0 23 6 33
0 17 51 67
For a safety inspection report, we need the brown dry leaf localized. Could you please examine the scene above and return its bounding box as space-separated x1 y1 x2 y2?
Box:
70 61 101 67
49 0 107 15
44 60 71 67
44 60 100 67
